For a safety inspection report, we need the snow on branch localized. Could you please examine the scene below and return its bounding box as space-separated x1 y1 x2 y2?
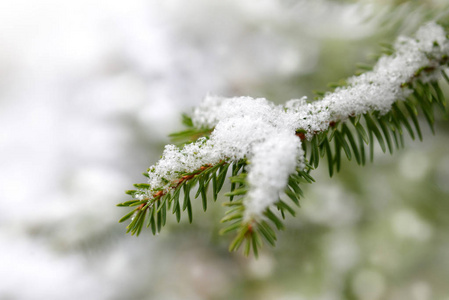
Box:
147 22 448 219
120 22 449 254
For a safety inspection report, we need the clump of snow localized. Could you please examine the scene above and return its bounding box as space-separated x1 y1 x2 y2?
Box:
245 131 302 217
143 96 304 219
285 22 449 139
143 22 449 221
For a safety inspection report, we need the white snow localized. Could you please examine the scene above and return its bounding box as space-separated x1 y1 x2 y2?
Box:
144 22 449 221
286 22 449 139
145 97 304 219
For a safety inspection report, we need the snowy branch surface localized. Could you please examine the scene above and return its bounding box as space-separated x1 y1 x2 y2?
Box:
141 22 449 221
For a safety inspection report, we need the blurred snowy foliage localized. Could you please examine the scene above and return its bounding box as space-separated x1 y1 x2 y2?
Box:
1 0 449 299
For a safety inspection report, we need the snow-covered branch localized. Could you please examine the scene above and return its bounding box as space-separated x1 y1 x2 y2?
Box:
119 22 449 255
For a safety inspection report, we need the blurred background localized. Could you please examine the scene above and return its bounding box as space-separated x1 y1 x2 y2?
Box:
1 0 449 299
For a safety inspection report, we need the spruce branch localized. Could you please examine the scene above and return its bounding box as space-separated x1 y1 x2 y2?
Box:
119 22 449 256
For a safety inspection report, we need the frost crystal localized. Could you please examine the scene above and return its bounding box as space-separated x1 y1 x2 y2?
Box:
144 22 448 221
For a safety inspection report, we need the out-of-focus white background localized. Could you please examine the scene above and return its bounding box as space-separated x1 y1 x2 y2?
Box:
1 1 449 299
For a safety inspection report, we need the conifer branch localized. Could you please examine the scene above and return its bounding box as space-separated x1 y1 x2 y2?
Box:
118 22 449 256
